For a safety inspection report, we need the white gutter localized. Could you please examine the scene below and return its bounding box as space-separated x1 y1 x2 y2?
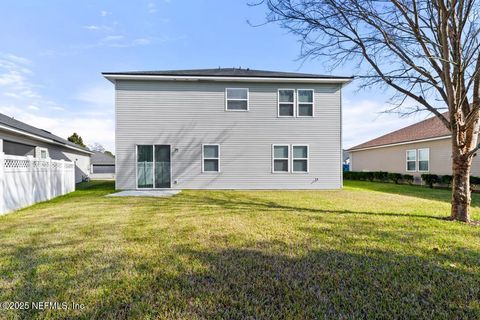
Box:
0 124 94 155
348 135 451 152
103 74 353 84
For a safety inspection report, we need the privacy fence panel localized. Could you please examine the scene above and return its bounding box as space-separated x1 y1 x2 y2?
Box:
0 153 76 214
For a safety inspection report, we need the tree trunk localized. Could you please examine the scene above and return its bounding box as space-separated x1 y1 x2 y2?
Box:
451 149 472 222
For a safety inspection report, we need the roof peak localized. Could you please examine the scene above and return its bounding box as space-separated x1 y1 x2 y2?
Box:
348 112 451 151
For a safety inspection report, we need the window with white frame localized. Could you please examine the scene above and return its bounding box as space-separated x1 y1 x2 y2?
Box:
406 150 417 171
273 145 290 172
297 89 314 117
36 147 48 159
278 89 295 117
418 148 429 172
292 145 309 172
226 88 248 111
202 144 220 172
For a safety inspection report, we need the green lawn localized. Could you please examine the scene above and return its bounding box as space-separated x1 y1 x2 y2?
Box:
0 181 479 319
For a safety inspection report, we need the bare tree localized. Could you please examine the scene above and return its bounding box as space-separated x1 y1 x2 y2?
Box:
259 0 480 222
88 142 106 153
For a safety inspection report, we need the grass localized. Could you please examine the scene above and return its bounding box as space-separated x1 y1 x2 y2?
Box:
0 180 479 319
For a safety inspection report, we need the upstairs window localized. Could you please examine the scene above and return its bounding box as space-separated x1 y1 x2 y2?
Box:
273 145 290 172
418 148 429 172
292 145 309 172
278 89 295 117
406 150 417 172
226 88 248 111
202 144 220 172
297 89 314 117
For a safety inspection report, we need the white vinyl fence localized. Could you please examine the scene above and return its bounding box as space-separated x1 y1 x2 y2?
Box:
0 153 76 215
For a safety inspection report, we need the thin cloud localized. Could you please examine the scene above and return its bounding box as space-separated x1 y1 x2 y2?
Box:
83 25 101 31
0 53 40 100
83 24 114 32
100 10 111 17
148 2 157 13
343 99 431 148
74 84 114 110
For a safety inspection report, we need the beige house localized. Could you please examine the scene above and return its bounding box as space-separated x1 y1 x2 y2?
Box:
348 114 480 178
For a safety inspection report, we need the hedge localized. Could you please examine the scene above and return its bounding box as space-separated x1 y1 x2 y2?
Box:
421 174 440 188
344 171 480 189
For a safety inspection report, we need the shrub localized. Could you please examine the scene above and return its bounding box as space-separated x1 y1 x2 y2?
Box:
365 172 375 182
373 171 388 182
440 175 452 187
402 174 414 185
388 173 402 184
343 171 353 180
421 174 440 188
470 176 480 187
344 171 365 180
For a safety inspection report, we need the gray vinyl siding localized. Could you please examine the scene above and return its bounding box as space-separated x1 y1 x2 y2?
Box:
0 129 91 183
115 80 342 189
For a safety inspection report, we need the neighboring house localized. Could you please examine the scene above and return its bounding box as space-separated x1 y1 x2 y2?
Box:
91 151 115 180
103 68 352 190
342 149 350 172
348 114 480 178
0 112 92 183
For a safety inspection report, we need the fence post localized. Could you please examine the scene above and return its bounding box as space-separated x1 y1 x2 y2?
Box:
73 161 76 191
46 157 52 200
27 155 34 205
0 139 4 214
60 159 65 195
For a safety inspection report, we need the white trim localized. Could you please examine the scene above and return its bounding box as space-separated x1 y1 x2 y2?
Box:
418 148 430 172
0 124 93 155
103 74 353 84
272 144 290 173
225 88 249 111
296 89 314 117
202 144 220 173
277 89 295 118
36 147 49 159
291 144 309 173
406 149 417 172
349 135 451 152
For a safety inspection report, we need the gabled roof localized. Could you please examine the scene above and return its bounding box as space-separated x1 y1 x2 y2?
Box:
348 114 451 151
91 151 115 165
0 112 92 154
103 68 353 83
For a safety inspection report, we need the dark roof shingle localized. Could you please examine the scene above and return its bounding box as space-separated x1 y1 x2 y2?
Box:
0 112 91 153
348 114 451 151
91 151 115 165
102 68 352 79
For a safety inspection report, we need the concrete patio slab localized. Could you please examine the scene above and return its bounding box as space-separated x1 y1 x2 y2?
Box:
106 190 181 197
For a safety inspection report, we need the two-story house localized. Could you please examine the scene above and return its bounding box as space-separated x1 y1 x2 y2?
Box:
103 68 352 190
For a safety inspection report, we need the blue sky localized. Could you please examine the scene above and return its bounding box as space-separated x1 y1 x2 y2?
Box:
0 0 430 151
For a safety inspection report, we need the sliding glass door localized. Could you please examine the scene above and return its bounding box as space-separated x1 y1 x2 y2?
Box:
154 145 171 188
137 145 171 188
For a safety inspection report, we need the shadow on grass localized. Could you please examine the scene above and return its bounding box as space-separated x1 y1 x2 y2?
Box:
345 180 480 208
171 193 448 221
1 181 479 319
6 243 479 319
